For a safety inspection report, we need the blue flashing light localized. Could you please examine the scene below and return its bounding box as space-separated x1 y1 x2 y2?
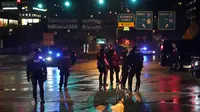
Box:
143 47 147 50
49 51 52 54
56 53 61 57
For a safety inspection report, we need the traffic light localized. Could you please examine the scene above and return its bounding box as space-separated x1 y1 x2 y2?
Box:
98 0 104 4
65 1 70 7
37 3 43 8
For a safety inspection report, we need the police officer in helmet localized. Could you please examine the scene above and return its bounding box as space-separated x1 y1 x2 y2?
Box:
27 48 47 104
58 46 71 90
97 45 109 90
128 46 143 92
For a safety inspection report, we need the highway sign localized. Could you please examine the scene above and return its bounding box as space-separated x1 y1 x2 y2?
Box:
136 11 153 30
118 13 135 28
82 19 102 30
118 22 134 27
96 38 106 44
158 11 176 30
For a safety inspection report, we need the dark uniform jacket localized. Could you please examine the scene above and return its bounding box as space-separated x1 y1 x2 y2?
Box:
128 49 144 69
58 51 71 72
27 57 47 79
97 51 109 68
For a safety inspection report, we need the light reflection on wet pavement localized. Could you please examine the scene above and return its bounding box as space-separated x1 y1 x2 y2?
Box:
0 55 200 111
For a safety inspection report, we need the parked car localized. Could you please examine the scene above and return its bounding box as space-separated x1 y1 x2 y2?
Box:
191 56 200 78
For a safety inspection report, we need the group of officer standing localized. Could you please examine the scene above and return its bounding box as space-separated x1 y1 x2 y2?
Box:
97 44 144 92
26 44 144 105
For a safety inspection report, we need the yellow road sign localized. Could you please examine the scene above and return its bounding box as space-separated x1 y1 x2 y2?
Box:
118 22 134 27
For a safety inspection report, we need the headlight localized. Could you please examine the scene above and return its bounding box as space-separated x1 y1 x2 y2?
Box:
195 61 199 66
152 51 156 54
46 57 52 61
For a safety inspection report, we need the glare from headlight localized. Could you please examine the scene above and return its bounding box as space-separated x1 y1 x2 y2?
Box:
152 51 156 54
195 61 199 66
46 57 52 61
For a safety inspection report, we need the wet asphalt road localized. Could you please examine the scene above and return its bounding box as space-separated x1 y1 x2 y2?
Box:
1 55 200 112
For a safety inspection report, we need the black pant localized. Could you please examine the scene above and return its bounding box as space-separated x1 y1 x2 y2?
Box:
110 66 120 84
128 67 141 91
121 65 129 89
31 74 44 101
60 71 70 88
98 66 108 86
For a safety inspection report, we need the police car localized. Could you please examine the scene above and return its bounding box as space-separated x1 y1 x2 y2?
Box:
38 48 62 66
38 48 77 66
139 47 156 55
191 56 200 78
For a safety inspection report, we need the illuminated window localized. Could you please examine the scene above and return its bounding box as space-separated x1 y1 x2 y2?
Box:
27 19 32 23
14 20 18 25
9 20 14 25
22 14 25 16
29 14 31 16
3 19 8 26
33 19 40 23
22 19 27 25
26 14 28 16
0 18 3 27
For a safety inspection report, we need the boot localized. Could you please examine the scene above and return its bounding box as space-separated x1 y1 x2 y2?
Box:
134 83 140 92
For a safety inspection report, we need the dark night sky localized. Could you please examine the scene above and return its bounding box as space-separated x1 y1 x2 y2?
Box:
1 0 182 19
1 0 178 11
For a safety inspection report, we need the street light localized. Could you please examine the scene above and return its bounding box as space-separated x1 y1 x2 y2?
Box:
131 0 137 3
38 3 43 8
99 0 104 4
65 1 70 7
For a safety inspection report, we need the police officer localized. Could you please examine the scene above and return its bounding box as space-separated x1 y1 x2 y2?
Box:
58 46 71 91
106 44 116 85
97 46 109 90
128 46 143 92
110 50 121 85
121 48 129 90
27 48 47 104
169 42 179 70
